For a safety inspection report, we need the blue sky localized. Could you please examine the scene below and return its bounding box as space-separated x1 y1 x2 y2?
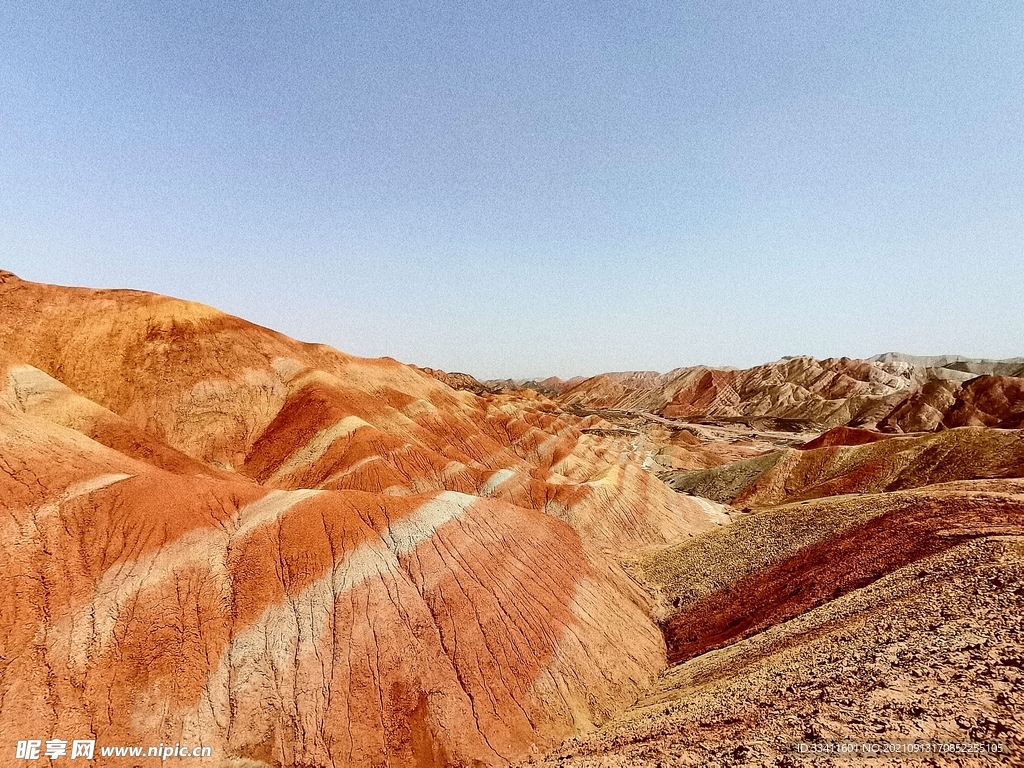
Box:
2 0 1022 378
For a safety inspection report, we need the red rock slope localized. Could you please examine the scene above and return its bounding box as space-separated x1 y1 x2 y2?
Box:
0 272 726 767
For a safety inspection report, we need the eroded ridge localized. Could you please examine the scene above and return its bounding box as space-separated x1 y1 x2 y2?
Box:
0 276 727 767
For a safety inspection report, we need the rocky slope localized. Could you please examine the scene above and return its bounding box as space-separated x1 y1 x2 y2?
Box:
557 357 919 430
484 377 586 396
879 375 1024 433
663 427 1024 507
527 443 1024 765
0 272 727 767
524 530 1024 767
413 365 497 395
554 355 1024 435
872 352 1024 379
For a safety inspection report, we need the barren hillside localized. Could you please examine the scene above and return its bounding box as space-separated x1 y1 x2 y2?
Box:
0 272 726 767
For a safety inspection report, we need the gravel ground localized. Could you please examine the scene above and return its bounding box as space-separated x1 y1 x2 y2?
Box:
521 536 1024 767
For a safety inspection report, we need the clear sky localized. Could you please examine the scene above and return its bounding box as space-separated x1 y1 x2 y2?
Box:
2 1 1022 378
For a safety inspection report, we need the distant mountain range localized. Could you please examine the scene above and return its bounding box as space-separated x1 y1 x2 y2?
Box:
429 353 1024 433
870 352 1024 378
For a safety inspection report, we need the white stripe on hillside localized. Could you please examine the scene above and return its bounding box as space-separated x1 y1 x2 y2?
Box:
479 468 516 496
208 491 478 698
268 416 373 482
61 487 324 667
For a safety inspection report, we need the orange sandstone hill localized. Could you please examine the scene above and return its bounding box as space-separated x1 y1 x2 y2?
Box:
0 272 727 767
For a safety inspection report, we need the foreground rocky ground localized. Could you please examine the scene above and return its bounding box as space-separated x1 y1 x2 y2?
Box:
523 535 1024 767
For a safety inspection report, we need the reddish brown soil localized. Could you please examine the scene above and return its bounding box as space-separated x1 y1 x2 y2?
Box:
663 493 1024 664
945 375 1024 428
799 425 894 450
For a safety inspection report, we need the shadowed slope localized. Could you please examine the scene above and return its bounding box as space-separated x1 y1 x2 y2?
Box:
879 374 1024 433
654 487 1024 663
1 356 233 478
